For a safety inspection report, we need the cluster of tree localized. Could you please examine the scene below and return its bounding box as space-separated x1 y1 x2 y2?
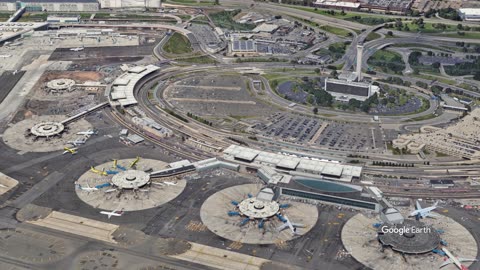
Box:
186 112 213 126
235 57 287 63
338 93 379 113
372 161 415 167
347 154 370 158
384 19 409 31
301 78 334 107
345 15 395 26
380 77 411 87
444 58 480 78
408 51 422 65
368 52 405 74
437 8 461 21
415 81 428 89
431 85 443 95
165 109 188 123
455 42 480 53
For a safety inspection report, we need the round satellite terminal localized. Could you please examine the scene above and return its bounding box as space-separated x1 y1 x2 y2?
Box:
238 197 280 219
111 170 150 189
30 122 65 137
46 79 75 91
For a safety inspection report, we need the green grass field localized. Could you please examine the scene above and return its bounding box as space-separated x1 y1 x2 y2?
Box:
435 31 480 39
210 10 255 31
392 43 452 52
367 50 405 74
365 32 381 42
163 33 193 54
290 6 398 25
319 25 351 37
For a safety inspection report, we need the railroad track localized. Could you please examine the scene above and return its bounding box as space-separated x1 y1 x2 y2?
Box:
108 110 209 161
382 191 480 199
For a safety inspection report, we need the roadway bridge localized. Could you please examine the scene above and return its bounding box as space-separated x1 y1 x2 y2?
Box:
61 101 109 125
150 164 196 178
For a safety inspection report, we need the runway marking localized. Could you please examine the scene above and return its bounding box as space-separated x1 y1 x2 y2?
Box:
185 220 208 232
274 240 288 250
228 241 243 250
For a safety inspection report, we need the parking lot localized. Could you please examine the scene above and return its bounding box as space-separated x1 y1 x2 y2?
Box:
188 24 224 52
253 112 385 152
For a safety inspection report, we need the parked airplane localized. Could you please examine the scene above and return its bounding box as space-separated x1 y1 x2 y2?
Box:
76 184 98 191
63 147 77 155
90 166 107 176
440 247 477 270
12 69 19 75
67 137 87 146
277 214 305 235
77 129 98 135
163 181 177 186
129 156 140 168
100 208 123 219
409 200 439 218
70 46 84 51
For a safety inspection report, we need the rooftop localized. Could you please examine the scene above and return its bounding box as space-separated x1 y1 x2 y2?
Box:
459 8 480 16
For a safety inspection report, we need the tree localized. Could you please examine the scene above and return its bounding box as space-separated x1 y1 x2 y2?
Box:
314 68 320 74
457 23 463 30
432 62 441 69
474 71 480 81
313 107 318 114
387 31 393 36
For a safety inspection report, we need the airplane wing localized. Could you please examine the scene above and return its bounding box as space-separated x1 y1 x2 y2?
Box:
427 212 440 218
458 258 478 263
277 223 288 231
416 200 422 210
439 259 452 268
291 223 305 228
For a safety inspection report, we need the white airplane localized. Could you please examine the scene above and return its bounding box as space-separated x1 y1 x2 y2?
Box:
63 147 78 155
409 200 439 218
70 46 84 51
100 207 123 219
67 137 87 146
77 184 98 191
104 188 117 193
277 215 305 235
440 247 477 270
77 129 98 135
163 181 177 186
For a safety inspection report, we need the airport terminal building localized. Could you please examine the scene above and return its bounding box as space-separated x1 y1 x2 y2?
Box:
0 0 99 12
324 78 379 102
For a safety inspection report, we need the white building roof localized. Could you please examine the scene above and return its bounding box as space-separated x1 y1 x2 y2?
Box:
277 158 299 169
314 0 360 8
459 8 480 16
110 65 160 107
223 145 362 182
252 23 279 33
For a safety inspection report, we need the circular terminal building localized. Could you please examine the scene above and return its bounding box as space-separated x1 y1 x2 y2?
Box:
111 170 151 189
30 121 65 139
377 219 440 254
75 158 187 212
238 197 280 219
342 213 478 270
2 115 92 152
201 184 318 244
46 79 76 92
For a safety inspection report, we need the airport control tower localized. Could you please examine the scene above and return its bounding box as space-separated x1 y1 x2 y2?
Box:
356 44 363 82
